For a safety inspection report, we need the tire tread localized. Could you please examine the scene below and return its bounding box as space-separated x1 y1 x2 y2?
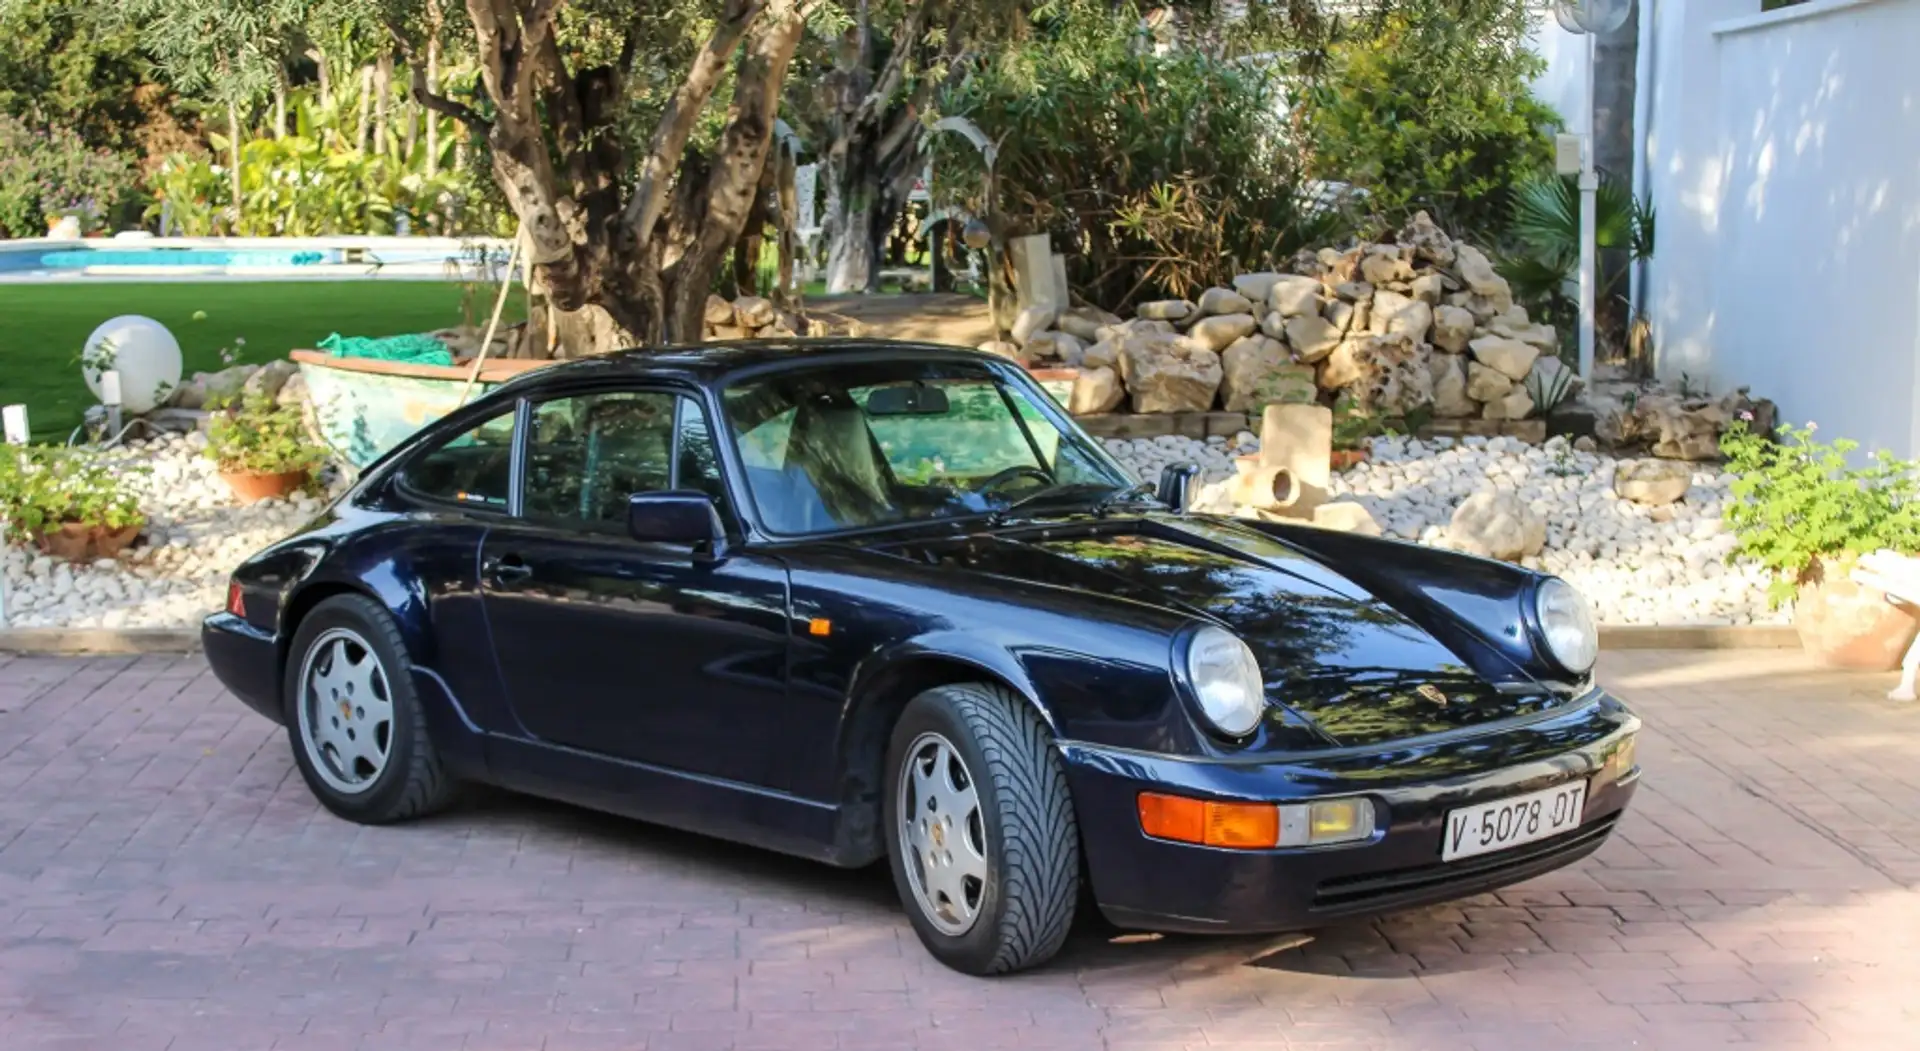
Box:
936 682 1080 973
293 594 458 823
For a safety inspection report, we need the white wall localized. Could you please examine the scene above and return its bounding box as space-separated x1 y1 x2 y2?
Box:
1527 12 1591 129
1704 0 1920 454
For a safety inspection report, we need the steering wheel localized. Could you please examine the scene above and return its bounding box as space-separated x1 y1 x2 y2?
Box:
975 464 1053 494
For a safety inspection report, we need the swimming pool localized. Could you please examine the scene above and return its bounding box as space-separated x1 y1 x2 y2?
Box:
0 236 515 282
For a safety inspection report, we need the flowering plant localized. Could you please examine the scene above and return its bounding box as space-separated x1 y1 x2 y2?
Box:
205 392 329 476
0 446 145 541
1721 422 1920 606
0 114 136 238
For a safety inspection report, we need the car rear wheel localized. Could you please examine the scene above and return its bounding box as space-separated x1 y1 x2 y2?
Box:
283 594 458 824
884 682 1080 975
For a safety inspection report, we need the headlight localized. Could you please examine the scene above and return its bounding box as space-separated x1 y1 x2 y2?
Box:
1183 625 1266 736
1535 576 1598 674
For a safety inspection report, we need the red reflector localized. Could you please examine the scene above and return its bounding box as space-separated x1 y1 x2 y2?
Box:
226 581 246 617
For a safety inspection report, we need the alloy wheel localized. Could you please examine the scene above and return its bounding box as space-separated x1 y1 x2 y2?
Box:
296 627 395 795
897 731 989 935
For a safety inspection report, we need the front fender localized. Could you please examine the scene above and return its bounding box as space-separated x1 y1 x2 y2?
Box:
1238 518 1576 686
848 630 1053 731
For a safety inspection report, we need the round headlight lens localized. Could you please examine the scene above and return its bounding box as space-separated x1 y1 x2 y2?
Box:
1184 626 1267 736
1536 577 1598 674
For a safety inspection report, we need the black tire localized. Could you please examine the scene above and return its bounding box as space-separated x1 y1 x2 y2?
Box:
883 682 1080 975
282 593 458 824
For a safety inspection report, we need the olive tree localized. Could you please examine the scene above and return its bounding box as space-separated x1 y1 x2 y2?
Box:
128 0 821 352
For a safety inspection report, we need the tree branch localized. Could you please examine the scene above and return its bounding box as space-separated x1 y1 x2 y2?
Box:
620 0 767 245
853 0 936 130
407 60 492 130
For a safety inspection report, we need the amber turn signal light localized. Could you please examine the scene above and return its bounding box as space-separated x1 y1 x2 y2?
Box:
1137 792 1278 849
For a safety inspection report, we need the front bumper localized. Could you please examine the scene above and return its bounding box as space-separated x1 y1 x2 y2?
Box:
1061 689 1640 934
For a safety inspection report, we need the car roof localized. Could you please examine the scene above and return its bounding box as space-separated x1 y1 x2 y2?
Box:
487 338 1008 395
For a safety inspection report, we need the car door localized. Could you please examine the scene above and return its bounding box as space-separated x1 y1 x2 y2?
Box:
478 386 800 791
382 401 522 733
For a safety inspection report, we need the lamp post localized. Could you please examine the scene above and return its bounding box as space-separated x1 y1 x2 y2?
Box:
1553 0 1632 381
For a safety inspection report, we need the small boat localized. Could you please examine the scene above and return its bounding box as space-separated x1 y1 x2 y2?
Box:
291 349 550 468
291 348 1079 470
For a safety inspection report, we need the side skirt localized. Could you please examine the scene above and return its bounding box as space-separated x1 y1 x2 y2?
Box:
483 734 854 866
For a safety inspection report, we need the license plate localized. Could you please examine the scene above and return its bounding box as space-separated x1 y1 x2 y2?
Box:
1441 781 1588 861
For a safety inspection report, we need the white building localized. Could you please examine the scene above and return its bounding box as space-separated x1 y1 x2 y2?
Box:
1536 0 1920 454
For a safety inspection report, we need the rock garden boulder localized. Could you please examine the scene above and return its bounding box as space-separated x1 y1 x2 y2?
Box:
1266 276 1323 318
1117 333 1222 413
1469 335 1539 381
1447 490 1546 561
1069 367 1126 415
1136 299 1195 322
1218 335 1292 412
1614 459 1693 505
1196 287 1254 317
1189 313 1258 352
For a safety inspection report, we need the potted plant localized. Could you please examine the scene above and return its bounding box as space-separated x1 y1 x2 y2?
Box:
206 391 329 502
1722 421 1920 669
1329 393 1399 470
0 446 146 561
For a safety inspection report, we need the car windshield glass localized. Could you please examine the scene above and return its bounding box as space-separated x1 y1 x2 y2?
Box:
721 359 1133 536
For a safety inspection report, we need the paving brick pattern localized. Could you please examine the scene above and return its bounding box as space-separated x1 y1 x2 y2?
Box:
1 650 1917 1050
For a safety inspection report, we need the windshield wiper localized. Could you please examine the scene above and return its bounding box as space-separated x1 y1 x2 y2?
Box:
992 481 1154 523
1090 482 1159 516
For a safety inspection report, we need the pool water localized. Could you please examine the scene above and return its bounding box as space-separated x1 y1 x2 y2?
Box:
0 239 503 280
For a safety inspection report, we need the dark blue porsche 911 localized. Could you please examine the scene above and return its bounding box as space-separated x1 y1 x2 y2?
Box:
203 340 1640 975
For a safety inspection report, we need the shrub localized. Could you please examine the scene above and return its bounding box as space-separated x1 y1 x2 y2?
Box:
0 445 145 541
934 8 1347 309
1498 170 1654 344
1297 0 1558 238
1721 422 1920 607
205 392 330 476
0 113 137 237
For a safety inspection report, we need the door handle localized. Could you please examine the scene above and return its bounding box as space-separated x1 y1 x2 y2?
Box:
483 554 533 586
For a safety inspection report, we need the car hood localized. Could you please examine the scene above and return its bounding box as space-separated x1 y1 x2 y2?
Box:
878 515 1573 748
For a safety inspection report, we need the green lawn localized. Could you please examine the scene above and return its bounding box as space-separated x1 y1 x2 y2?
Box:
0 281 525 441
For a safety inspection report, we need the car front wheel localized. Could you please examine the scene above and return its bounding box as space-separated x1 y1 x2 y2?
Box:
283 594 458 824
884 682 1080 975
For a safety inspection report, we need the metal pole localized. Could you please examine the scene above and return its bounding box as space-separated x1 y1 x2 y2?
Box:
1577 29 1599 381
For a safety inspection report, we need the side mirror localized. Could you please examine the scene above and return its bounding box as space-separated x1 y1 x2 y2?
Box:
1156 463 1199 512
627 491 728 561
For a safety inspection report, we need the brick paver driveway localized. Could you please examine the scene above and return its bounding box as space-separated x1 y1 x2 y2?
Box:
2 650 1918 1050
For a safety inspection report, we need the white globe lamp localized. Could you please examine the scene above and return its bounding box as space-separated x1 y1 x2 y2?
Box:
81 316 183 415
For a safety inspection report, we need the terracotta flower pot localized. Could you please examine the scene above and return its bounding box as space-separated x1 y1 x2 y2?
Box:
93 523 142 559
1793 565 1920 671
31 521 145 562
34 522 94 562
1330 448 1368 471
221 468 309 503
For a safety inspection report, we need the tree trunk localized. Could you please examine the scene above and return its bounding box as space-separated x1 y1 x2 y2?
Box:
373 53 395 155
457 0 805 355
732 158 776 297
273 68 288 139
1594 7 1638 362
424 33 441 177
773 149 798 304
226 101 243 233
355 66 374 153
825 169 879 294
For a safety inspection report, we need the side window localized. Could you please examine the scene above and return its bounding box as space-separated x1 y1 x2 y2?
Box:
523 391 676 526
397 408 517 508
674 397 732 517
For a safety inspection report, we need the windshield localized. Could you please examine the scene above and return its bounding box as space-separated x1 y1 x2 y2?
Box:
721 359 1135 536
